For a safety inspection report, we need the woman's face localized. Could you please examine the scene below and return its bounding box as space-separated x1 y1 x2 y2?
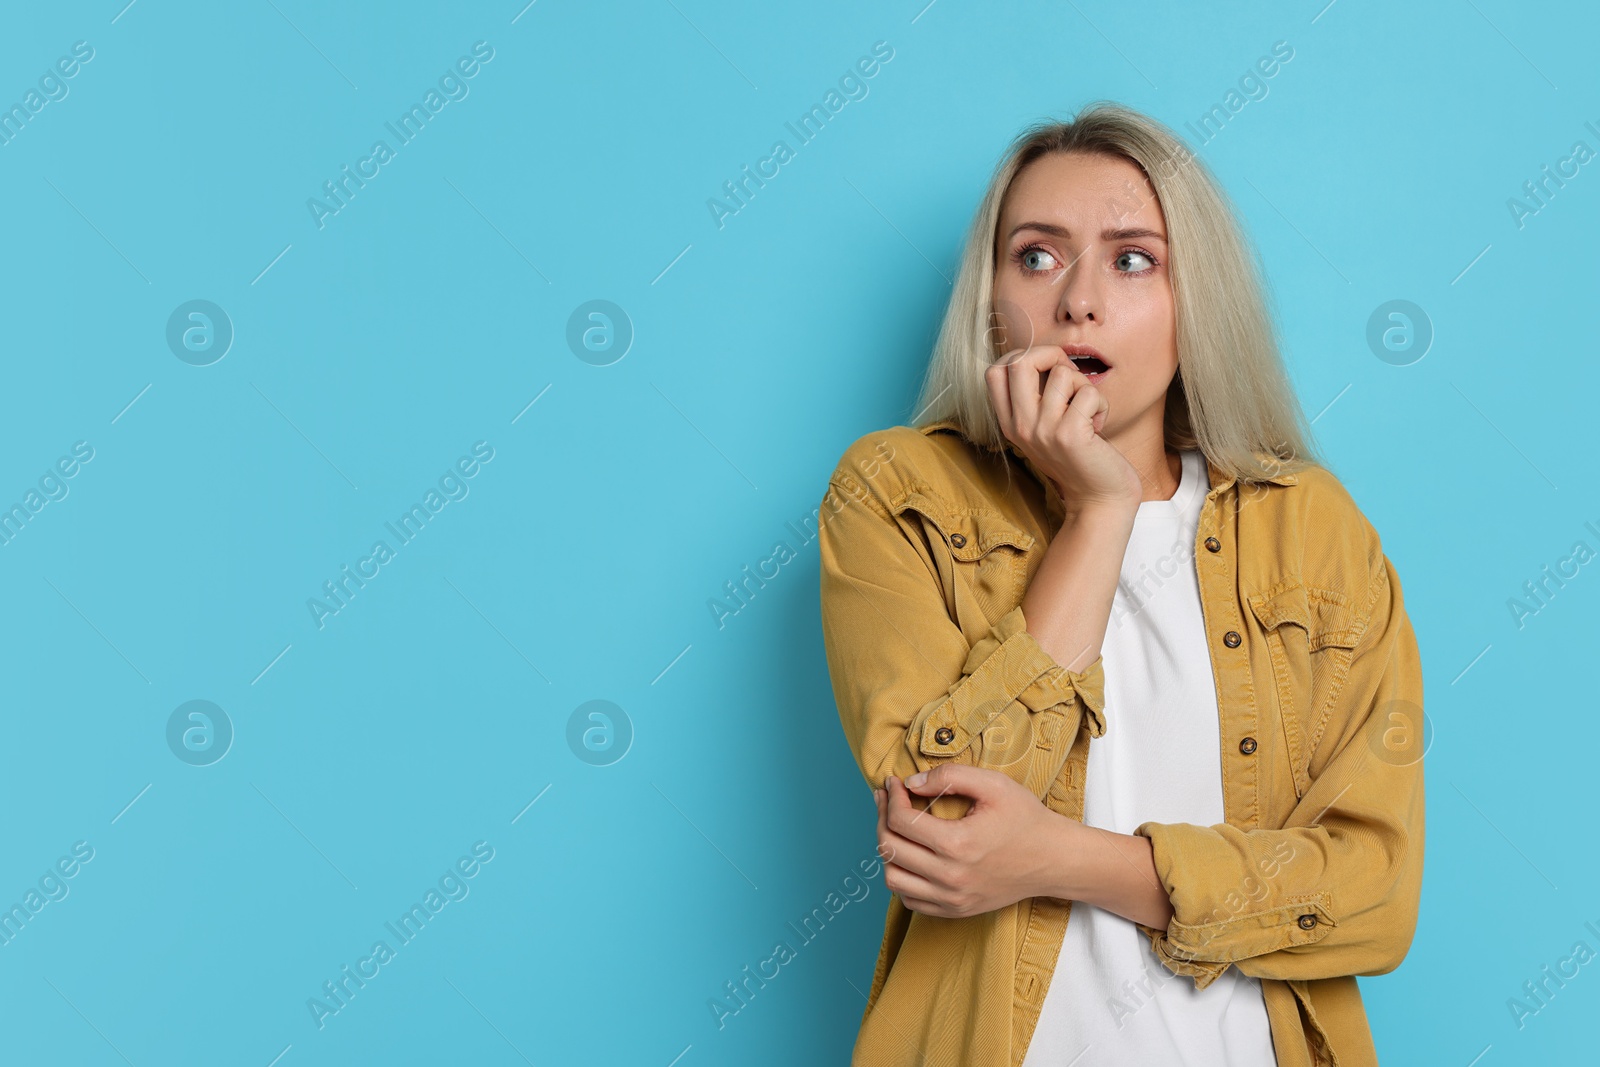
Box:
991 150 1177 441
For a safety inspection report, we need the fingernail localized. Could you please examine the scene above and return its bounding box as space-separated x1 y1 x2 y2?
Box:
906 772 926 787
873 788 883 803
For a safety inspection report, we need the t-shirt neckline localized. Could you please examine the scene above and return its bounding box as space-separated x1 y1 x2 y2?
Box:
1134 449 1201 519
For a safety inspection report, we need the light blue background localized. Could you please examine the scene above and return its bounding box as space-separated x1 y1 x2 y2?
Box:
0 0 1595 1063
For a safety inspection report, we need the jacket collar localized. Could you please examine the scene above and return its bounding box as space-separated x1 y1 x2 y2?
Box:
917 419 1297 521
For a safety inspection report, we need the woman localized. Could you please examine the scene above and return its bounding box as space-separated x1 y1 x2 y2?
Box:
816 102 1425 1067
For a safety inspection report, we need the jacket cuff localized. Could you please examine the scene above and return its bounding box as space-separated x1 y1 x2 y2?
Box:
1133 921 1233 990
1134 820 1338 982
915 605 1106 759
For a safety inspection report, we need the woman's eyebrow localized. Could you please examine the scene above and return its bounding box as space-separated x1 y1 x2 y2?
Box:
1006 221 1168 244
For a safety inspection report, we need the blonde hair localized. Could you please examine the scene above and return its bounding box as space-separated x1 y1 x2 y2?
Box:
911 100 1322 485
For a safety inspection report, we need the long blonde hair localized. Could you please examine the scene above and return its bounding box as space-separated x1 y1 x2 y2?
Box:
911 100 1322 484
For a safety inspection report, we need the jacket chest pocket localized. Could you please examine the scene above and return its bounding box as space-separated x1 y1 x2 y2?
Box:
890 488 1035 633
1247 578 1363 799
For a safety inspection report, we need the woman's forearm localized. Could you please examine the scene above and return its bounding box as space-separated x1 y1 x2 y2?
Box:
1021 499 1138 673
1042 815 1175 930
1023 499 1173 929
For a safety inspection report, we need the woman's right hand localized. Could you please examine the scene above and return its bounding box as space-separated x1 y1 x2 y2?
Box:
985 344 1142 512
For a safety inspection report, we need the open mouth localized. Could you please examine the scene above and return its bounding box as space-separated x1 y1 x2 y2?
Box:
1069 355 1110 376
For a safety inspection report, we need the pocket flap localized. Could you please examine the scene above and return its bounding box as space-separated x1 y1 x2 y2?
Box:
1248 580 1310 633
891 487 1035 561
1248 579 1361 650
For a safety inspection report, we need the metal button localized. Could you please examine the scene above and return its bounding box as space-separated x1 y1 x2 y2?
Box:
934 726 955 745
949 533 967 548
1297 914 1318 930
1239 736 1257 755
1223 631 1241 647
1204 536 1221 552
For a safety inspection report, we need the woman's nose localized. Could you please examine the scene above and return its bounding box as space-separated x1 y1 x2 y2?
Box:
1056 256 1100 322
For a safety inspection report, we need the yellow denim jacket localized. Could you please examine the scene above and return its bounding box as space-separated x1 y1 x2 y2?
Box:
817 419 1425 1067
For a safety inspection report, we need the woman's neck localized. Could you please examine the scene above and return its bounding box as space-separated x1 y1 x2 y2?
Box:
1107 430 1183 503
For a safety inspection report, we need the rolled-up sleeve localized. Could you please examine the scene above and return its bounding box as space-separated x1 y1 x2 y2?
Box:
1132 552 1426 988
818 471 1104 821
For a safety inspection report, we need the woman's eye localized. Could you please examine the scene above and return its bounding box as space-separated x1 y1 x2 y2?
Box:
1116 250 1155 272
1019 246 1059 272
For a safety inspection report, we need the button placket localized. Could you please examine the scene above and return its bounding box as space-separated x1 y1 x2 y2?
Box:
1198 493 1259 833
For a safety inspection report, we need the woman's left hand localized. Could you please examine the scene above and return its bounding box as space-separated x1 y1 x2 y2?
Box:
874 764 1081 918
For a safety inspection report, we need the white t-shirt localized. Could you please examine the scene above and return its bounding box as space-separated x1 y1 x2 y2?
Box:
1021 448 1278 1067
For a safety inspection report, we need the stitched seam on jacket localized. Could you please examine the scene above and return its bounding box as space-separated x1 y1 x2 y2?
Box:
1304 564 1387 763
889 481 1034 555
920 622 1074 760
1289 980 1341 1067
1266 621 1312 799
827 474 892 521
1165 893 1336 963
1216 491 1260 831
